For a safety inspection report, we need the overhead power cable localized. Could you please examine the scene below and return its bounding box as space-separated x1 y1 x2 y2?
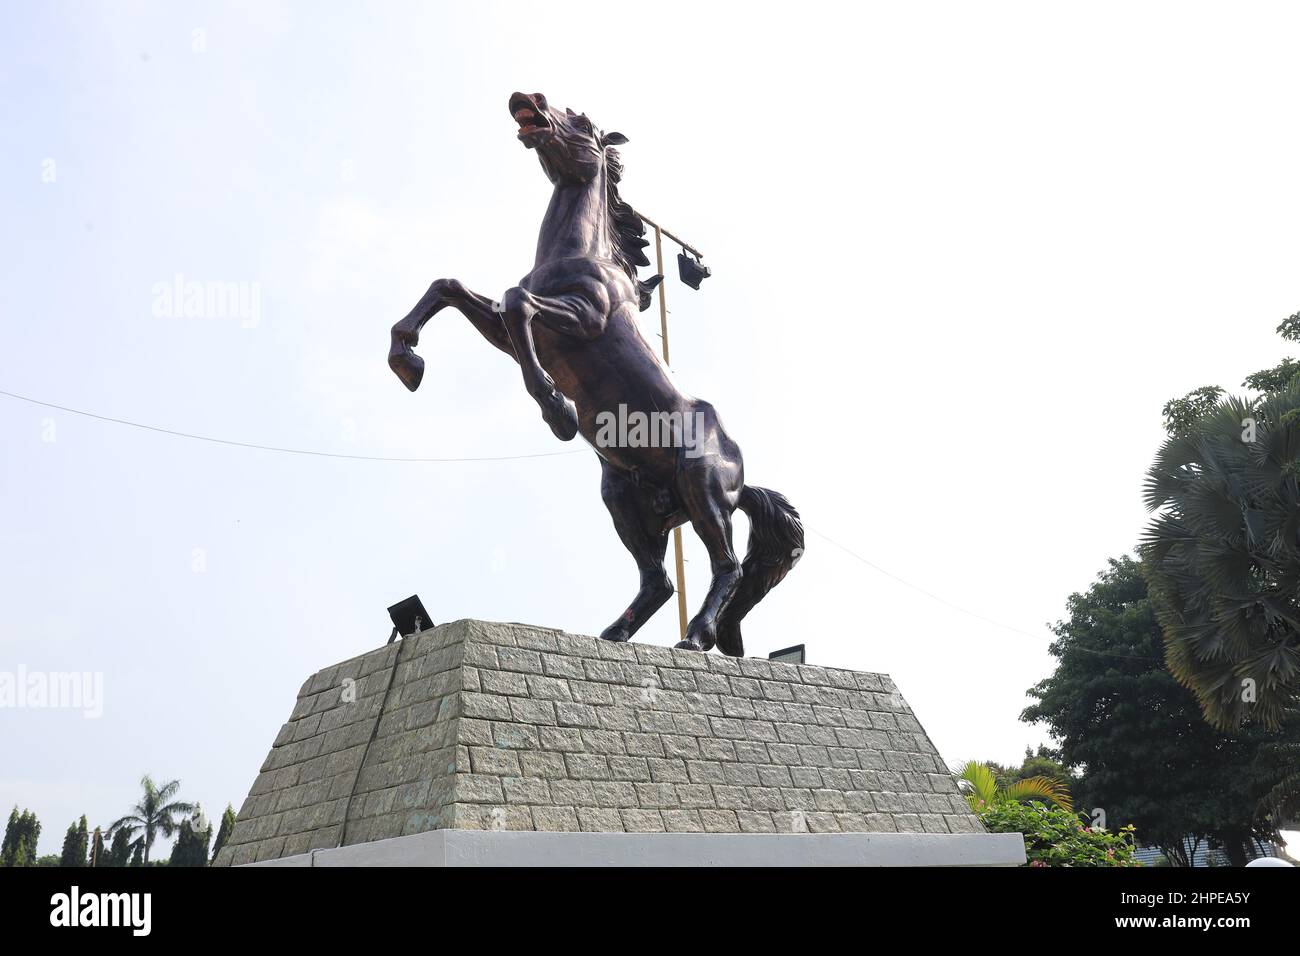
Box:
0 388 583 463
808 528 1162 663
2 386 1161 662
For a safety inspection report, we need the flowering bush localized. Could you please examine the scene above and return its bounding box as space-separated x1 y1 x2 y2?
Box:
978 800 1140 867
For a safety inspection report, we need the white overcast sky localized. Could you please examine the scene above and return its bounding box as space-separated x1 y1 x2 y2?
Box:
3 1 1299 855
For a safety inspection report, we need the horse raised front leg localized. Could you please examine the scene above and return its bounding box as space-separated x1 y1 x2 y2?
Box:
389 278 514 392
498 284 609 441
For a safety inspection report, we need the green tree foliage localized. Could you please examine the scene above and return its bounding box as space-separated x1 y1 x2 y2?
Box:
1024 556 1288 865
0 807 42 867
1243 357 1300 397
211 804 236 864
1244 310 1300 395
1162 386 1225 439
129 842 143 867
89 827 105 867
59 815 89 867
980 801 1139 867
1017 746 1072 786
984 745 1074 791
1260 734 1300 823
106 827 133 867
168 810 212 867
1162 310 1300 438
109 775 195 865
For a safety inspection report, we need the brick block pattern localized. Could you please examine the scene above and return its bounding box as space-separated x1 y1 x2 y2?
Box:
215 620 979 864
213 625 469 866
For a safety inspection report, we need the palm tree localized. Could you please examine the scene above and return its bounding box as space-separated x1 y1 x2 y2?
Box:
108 775 195 865
1141 386 1300 730
954 760 1073 813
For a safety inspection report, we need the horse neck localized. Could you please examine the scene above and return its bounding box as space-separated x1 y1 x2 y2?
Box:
535 167 611 266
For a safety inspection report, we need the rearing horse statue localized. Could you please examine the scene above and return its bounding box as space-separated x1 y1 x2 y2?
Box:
388 92 803 655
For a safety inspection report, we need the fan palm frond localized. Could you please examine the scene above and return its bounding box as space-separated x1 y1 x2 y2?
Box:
1142 384 1300 730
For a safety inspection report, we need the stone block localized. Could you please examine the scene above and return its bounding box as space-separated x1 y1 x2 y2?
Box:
214 620 983 865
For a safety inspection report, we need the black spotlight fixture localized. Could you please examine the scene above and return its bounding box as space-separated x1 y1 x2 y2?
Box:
677 251 711 290
387 594 433 644
767 644 806 666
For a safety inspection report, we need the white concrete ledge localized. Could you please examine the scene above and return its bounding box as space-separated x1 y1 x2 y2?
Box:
243 829 1026 867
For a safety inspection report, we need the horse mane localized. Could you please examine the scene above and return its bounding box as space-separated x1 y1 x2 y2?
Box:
605 147 663 311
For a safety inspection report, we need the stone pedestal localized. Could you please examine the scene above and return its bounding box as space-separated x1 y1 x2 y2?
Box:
214 619 1022 867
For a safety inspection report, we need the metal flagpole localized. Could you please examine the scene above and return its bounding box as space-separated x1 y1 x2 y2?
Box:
651 223 691 643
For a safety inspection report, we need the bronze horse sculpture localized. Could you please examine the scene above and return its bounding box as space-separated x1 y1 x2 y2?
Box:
389 92 803 655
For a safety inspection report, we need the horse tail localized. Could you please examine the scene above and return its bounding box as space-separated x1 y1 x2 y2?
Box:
715 485 804 657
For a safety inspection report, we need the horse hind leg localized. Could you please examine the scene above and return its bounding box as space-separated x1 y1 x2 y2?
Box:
675 458 744 654
714 485 804 657
597 460 675 643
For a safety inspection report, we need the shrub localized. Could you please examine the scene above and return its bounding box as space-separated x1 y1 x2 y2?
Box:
979 800 1140 867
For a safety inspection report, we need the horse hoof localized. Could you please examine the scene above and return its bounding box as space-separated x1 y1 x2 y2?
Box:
388 345 425 392
599 624 631 643
542 391 579 441
673 638 705 652
715 624 743 657
680 621 717 653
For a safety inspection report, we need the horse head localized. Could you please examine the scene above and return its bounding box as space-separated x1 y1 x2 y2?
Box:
508 91 628 185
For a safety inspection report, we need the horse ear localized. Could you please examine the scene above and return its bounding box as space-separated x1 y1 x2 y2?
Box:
602 131 629 146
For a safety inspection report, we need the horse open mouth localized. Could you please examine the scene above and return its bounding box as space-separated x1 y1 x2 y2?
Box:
510 93 553 148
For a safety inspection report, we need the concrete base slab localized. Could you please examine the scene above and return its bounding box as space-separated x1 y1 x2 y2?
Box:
243 829 1026 867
